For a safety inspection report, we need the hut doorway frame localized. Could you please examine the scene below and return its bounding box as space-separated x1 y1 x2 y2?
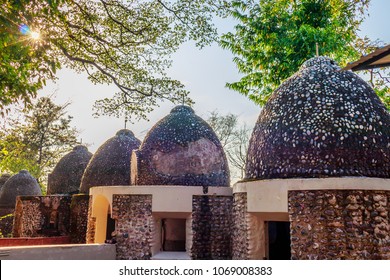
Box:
92 195 111 243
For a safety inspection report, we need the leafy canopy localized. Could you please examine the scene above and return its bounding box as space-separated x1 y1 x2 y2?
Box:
0 97 80 187
0 0 230 119
221 0 370 106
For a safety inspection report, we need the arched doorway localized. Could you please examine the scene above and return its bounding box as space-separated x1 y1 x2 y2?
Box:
92 195 112 243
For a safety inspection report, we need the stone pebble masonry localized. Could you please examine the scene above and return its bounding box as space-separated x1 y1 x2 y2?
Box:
12 196 71 238
289 190 390 260
112 194 153 260
191 195 232 260
80 129 141 194
132 105 230 187
69 195 90 244
47 145 92 195
231 193 249 260
245 56 390 180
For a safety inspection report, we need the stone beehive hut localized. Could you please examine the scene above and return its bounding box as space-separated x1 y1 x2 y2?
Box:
0 174 11 193
87 106 233 260
132 105 230 186
245 56 390 180
80 129 141 194
232 57 390 260
47 145 93 195
0 170 42 214
0 173 19 236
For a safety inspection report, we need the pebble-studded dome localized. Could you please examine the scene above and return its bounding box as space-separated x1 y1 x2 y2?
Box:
80 129 141 194
132 105 230 186
0 174 11 193
0 170 42 208
245 56 390 180
47 145 93 195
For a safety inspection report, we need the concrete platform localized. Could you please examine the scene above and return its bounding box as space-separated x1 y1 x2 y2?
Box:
151 251 191 260
0 243 116 260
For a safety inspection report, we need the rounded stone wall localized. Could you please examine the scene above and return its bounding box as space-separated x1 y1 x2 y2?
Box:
245 56 390 180
0 174 11 193
47 145 92 195
0 170 42 209
132 105 230 186
80 129 141 194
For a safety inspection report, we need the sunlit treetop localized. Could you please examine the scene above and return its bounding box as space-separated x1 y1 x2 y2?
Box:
220 0 373 106
0 0 231 119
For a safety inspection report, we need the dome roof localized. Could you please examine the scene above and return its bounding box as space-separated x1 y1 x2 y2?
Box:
80 129 141 194
132 105 230 186
0 170 42 208
245 56 390 180
47 145 92 195
0 173 11 192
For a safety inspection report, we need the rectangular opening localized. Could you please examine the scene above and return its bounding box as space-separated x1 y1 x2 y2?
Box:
266 221 291 260
162 218 186 251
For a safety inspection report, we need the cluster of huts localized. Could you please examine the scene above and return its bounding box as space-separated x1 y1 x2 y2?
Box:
0 57 389 260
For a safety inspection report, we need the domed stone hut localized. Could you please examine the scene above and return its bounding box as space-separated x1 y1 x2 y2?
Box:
80 129 141 194
0 173 11 193
232 57 390 260
87 106 232 260
131 105 230 186
0 170 42 218
47 145 92 195
246 56 389 180
70 129 140 244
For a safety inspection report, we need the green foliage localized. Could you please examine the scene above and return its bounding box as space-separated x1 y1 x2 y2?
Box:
221 0 370 106
0 97 80 187
0 0 230 119
376 88 390 111
0 1 59 114
354 37 390 109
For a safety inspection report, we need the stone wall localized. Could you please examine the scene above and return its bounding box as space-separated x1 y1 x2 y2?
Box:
0 208 15 217
289 190 390 260
0 213 14 237
232 192 249 259
0 207 15 237
190 195 232 260
12 196 71 238
112 194 153 260
0 236 70 247
69 194 90 243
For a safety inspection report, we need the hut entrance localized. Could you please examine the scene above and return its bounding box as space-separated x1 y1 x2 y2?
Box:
92 195 111 243
162 218 186 251
266 221 291 260
105 213 116 241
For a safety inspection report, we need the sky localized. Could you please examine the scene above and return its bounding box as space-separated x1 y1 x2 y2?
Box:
38 0 390 154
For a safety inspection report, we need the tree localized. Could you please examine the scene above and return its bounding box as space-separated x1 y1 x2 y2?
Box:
207 111 251 181
355 37 390 110
0 0 230 119
0 97 80 185
221 0 372 106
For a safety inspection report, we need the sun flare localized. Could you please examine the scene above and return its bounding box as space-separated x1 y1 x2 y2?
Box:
30 31 40 40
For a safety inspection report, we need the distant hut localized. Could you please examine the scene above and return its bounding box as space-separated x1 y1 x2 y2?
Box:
0 174 11 194
47 145 92 195
0 170 42 216
80 129 141 194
